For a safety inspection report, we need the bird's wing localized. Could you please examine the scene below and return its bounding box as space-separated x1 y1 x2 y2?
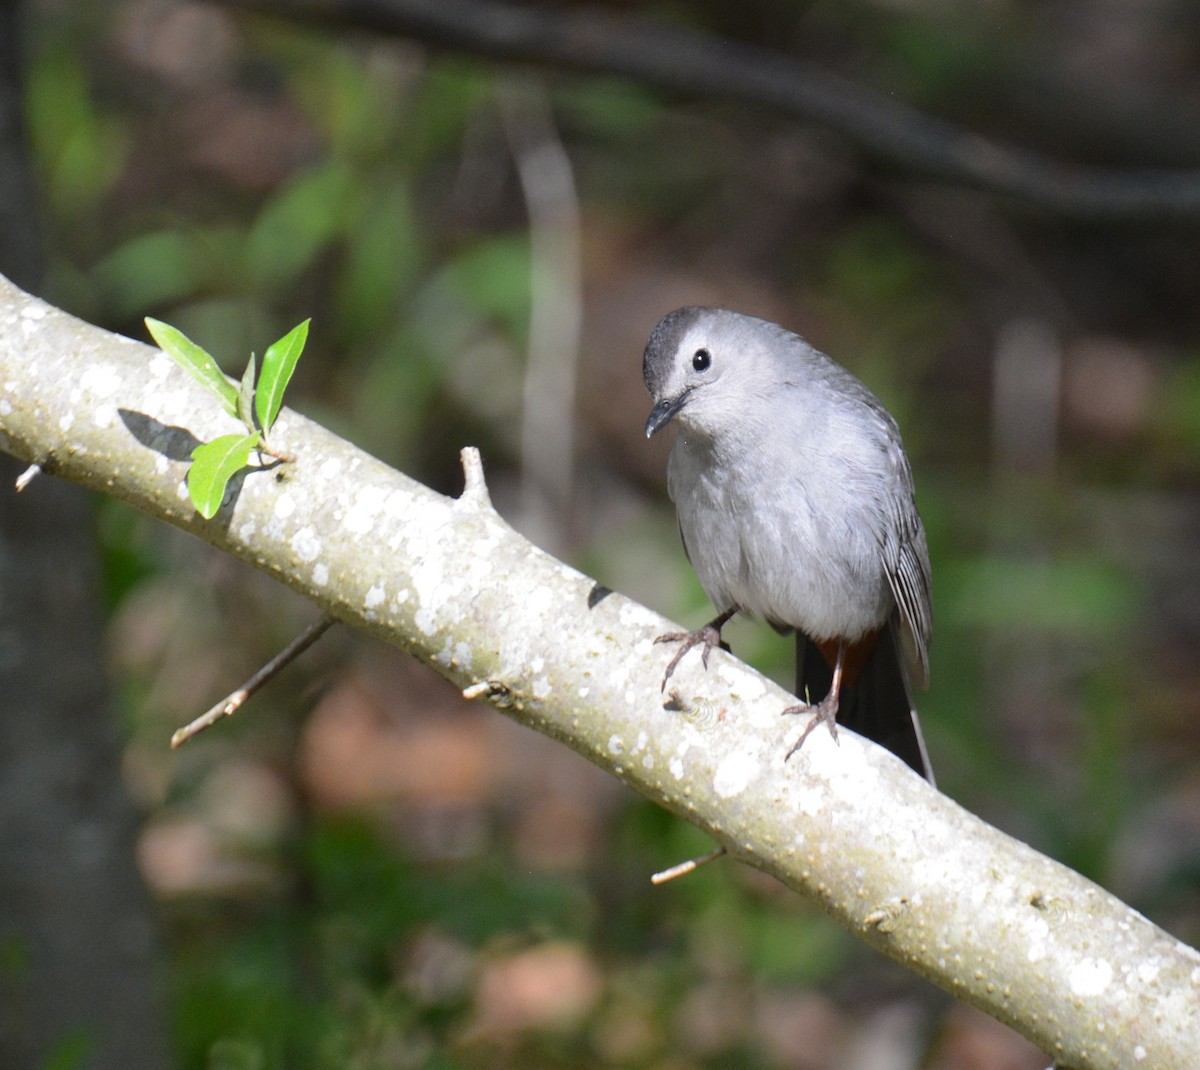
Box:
879 440 932 690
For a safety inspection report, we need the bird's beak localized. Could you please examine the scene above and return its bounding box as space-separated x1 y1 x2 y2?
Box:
644 391 689 438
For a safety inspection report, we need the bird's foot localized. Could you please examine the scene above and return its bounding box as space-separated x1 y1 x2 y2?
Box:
654 620 730 692
783 692 840 761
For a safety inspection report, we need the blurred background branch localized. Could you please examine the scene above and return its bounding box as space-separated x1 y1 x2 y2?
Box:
218 0 1200 220
499 74 583 554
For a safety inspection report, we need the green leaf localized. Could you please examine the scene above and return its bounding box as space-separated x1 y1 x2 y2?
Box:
238 352 257 432
93 230 199 318
146 318 238 416
188 432 261 519
25 48 129 220
256 319 309 433
445 236 531 334
336 180 422 337
244 163 353 292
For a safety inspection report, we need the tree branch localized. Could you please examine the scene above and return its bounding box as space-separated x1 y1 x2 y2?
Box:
2 274 1198 1068
213 0 1200 222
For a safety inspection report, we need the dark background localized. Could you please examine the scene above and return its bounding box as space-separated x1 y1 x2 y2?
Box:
3 1 1200 1067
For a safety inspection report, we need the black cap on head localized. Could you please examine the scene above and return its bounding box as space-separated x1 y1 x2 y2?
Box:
642 306 705 397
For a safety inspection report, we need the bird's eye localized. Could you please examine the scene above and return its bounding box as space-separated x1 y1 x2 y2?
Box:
692 348 711 372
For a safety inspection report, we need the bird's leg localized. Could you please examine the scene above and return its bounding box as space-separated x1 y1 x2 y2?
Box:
654 607 736 692
784 638 846 760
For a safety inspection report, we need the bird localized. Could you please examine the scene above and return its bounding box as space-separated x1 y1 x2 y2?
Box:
643 306 933 781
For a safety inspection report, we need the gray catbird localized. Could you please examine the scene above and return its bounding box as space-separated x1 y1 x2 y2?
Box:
643 307 933 781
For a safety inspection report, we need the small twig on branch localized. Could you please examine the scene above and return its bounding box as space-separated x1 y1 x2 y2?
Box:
651 845 727 885
170 613 337 747
259 442 296 464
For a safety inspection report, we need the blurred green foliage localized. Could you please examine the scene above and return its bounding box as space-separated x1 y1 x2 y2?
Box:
162 812 860 1070
25 47 129 222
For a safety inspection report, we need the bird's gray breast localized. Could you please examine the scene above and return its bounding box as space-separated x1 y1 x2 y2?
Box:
666 423 895 642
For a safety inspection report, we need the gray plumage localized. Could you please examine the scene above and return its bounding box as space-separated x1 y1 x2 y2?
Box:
643 306 933 777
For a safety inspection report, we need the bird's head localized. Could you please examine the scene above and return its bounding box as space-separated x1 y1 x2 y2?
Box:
642 306 786 441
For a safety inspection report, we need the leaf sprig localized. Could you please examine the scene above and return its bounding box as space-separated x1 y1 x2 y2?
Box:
146 317 310 518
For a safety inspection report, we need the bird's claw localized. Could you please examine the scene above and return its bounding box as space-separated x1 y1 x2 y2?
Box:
784 693 840 761
655 623 728 692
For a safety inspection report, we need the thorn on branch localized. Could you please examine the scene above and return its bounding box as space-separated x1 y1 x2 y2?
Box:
458 446 493 509
14 463 41 491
